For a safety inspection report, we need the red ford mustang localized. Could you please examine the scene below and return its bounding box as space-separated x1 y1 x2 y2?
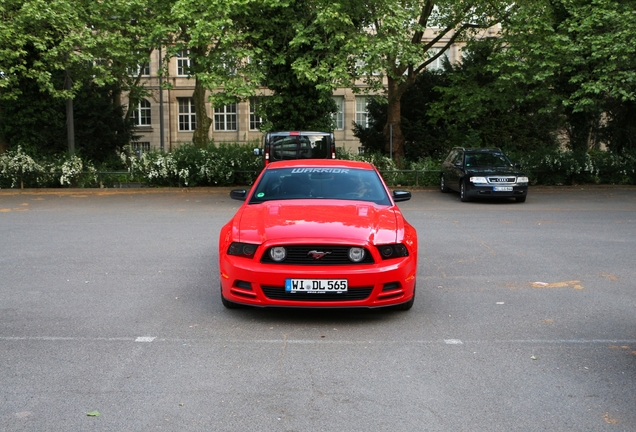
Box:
218 159 418 310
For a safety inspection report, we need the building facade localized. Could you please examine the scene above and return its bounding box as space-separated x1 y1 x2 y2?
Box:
125 31 475 154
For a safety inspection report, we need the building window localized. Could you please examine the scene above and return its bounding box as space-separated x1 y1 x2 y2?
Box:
178 98 196 131
356 97 369 128
214 103 237 131
249 97 263 131
132 142 151 153
177 50 191 76
129 63 150 76
132 99 151 126
426 48 448 71
332 96 344 130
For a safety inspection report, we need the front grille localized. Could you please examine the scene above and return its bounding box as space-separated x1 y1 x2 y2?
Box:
261 286 373 301
488 177 516 183
261 245 374 265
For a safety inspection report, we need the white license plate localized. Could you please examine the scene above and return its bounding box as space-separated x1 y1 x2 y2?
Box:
493 186 513 192
285 279 348 293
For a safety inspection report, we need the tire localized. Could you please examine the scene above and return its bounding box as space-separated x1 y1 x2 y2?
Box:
460 180 470 202
392 285 415 311
516 196 527 203
440 175 449 193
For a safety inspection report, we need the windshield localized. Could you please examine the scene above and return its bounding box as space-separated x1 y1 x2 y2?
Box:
249 167 391 205
465 152 512 168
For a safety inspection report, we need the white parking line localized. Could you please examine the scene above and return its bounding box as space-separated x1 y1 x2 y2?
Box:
0 336 133 341
1 336 635 345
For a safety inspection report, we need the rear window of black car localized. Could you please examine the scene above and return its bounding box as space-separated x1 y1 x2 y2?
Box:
249 167 391 205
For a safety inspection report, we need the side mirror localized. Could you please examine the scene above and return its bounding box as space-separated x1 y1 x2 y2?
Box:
514 163 522 169
230 189 248 201
253 148 262 156
392 190 411 202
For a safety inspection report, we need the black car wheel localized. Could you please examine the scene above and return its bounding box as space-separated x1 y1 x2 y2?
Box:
460 181 470 202
440 175 449 193
516 196 527 203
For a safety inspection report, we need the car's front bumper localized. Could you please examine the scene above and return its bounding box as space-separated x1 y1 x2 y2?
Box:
219 255 417 308
466 184 528 199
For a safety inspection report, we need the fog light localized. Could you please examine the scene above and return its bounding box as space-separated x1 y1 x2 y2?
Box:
348 247 365 262
269 247 287 262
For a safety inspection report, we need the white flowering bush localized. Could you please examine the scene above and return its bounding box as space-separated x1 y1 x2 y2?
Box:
521 150 636 185
3 144 634 189
586 150 636 184
337 148 441 186
57 155 97 186
0 146 44 188
519 149 636 185
0 148 99 188
119 142 262 187
137 151 179 186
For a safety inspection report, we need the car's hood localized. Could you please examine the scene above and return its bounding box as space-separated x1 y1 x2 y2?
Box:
234 200 400 245
465 166 525 176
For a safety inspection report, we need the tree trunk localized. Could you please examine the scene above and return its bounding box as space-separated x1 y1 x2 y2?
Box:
384 76 405 167
192 77 211 147
567 110 600 154
65 68 75 156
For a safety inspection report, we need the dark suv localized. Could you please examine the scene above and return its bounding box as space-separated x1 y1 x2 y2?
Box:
440 147 528 202
254 131 336 166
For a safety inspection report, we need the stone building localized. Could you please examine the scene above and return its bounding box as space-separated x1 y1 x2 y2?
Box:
125 27 496 154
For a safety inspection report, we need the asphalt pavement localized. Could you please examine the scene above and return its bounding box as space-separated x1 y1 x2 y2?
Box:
1 186 635 431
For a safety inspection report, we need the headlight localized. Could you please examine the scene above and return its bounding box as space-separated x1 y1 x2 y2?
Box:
228 242 258 258
269 246 287 262
348 247 366 263
517 176 529 183
469 176 488 184
377 244 409 260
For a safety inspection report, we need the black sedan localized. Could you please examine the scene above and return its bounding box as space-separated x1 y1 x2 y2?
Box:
440 147 529 202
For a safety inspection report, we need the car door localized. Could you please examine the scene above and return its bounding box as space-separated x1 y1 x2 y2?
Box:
447 150 464 191
442 150 458 191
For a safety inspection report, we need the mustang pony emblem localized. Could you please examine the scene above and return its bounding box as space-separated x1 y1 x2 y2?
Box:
307 250 331 260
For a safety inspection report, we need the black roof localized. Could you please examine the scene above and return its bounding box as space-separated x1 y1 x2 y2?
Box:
266 131 332 136
452 147 504 153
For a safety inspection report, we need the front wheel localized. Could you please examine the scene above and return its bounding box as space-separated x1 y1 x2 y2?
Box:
460 181 470 202
516 196 527 203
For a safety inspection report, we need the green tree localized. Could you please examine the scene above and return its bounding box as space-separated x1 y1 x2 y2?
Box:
356 39 563 160
301 1 513 165
0 0 166 155
354 72 450 160
0 64 131 162
429 38 561 154
245 0 337 131
167 0 272 146
491 0 636 152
